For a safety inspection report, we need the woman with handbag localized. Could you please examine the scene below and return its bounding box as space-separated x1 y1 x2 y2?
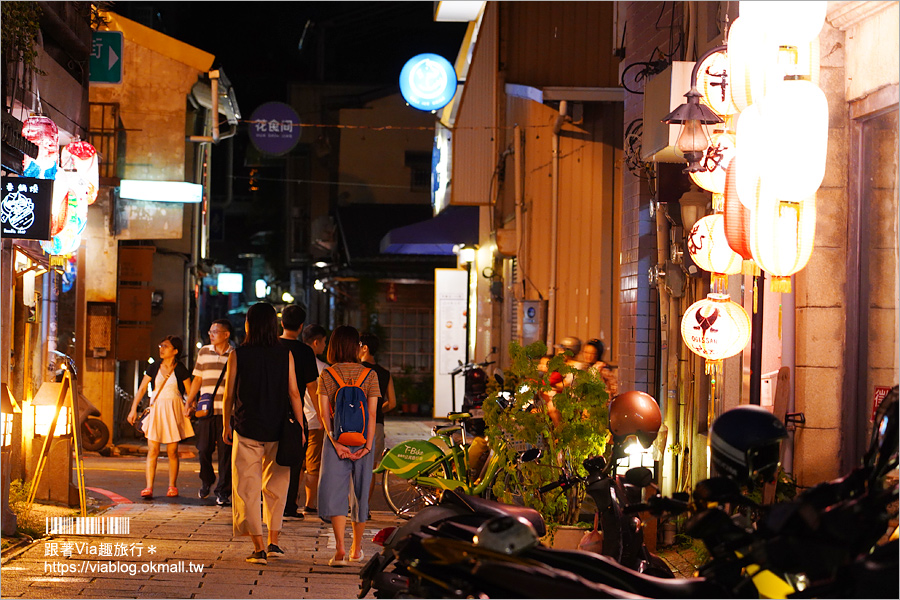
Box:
222 302 306 565
126 335 194 499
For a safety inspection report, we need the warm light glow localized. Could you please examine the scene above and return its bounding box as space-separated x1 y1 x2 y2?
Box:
689 130 736 195
33 403 69 438
62 141 99 205
313 279 325 292
738 1 827 47
757 79 828 202
458 246 476 265
750 192 816 293
681 294 751 367
282 291 295 303
723 159 759 275
727 18 780 112
688 214 743 276
697 51 738 117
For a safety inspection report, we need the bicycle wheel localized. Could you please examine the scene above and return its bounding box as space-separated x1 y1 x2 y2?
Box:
383 470 443 518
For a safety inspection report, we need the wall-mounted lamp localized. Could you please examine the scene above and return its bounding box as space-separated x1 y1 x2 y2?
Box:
663 46 727 173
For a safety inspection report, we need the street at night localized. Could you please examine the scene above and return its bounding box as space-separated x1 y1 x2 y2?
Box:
2 1 898 599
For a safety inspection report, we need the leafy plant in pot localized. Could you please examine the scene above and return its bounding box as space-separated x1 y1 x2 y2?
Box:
484 340 610 535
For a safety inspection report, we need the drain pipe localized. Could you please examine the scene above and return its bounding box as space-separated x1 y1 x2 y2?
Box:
547 101 567 353
514 125 525 345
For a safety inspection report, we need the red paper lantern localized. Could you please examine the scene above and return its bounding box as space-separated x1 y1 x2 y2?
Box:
723 158 760 276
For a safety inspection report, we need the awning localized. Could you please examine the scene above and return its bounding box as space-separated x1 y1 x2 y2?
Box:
379 205 479 255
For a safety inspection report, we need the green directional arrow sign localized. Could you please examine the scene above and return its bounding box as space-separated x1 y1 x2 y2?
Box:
90 31 123 84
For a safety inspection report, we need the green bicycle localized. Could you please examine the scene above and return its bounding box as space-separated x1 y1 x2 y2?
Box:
376 410 541 518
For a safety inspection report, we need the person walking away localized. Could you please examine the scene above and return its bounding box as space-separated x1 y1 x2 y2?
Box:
126 336 194 499
359 332 396 505
300 324 329 515
222 302 306 565
580 338 618 397
317 326 380 566
183 319 234 506
278 305 320 519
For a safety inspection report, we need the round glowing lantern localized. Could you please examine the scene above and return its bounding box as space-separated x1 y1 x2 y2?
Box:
49 171 70 236
688 214 743 291
61 141 99 205
697 50 738 117
681 293 751 373
41 186 87 256
723 158 760 276
738 1 827 47
727 18 780 112
756 79 828 202
21 115 59 180
749 191 816 294
689 130 736 196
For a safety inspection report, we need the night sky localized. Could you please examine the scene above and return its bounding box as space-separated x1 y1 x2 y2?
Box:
113 2 469 112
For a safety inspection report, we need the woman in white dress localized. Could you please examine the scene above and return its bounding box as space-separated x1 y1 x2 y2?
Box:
127 336 194 499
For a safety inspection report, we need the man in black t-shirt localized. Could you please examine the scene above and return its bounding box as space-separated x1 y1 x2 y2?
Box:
278 305 320 519
359 332 397 504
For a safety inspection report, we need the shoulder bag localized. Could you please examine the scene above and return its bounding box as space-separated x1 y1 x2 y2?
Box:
196 361 227 418
134 369 173 438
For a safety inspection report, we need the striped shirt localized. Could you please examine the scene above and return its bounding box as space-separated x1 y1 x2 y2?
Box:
191 344 233 415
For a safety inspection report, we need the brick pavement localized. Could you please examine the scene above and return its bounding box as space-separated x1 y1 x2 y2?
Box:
1 501 402 599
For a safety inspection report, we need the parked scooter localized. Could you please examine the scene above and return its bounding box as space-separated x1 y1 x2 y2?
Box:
360 388 899 599
449 360 494 437
52 350 109 452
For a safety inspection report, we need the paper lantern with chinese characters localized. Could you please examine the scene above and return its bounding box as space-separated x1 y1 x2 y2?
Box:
40 187 86 256
757 79 828 202
681 293 751 373
698 50 738 117
750 192 816 294
61 141 99 205
738 1 827 47
689 130 736 196
688 214 743 291
49 171 70 236
723 158 760 276
21 116 59 180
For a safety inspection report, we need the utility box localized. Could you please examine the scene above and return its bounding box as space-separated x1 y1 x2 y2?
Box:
642 61 695 163
521 300 547 346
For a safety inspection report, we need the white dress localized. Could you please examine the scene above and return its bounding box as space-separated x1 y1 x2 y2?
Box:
142 370 194 444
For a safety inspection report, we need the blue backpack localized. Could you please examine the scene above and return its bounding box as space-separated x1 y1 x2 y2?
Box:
325 366 372 447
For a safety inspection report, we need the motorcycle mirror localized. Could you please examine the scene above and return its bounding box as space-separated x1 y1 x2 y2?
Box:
624 466 654 488
693 476 742 506
494 373 505 387
519 448 542 463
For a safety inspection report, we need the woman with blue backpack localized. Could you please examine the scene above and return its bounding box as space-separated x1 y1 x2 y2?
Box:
316 325 381 567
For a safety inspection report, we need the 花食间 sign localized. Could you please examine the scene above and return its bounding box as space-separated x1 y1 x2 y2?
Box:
400 54 458 112
1 176 53 240
248 102 301 156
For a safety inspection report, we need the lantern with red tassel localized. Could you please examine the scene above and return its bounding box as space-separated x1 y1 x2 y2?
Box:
688 214 743 293
681 293 751 378
723 159 760 276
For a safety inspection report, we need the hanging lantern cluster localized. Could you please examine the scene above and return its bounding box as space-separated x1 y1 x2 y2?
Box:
22 115 98 257
675 1 827 369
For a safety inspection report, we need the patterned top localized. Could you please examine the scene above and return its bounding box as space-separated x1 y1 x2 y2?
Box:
191 344 233 415
317 363 381 403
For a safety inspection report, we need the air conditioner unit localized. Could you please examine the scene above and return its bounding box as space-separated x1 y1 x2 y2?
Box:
642 61 696 163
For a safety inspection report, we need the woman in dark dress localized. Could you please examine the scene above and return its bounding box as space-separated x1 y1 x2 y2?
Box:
222 303 305 565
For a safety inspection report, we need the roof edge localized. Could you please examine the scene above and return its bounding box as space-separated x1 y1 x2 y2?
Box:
100 10 215 72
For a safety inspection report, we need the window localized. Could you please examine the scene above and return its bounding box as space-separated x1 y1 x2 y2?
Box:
382 306 434 373
405 151 432 193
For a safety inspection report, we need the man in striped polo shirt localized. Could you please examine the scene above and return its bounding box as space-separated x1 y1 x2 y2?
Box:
184 318 234 506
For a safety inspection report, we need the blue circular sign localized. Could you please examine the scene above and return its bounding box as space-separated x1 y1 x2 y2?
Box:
248 102 301 156
399 54 458 112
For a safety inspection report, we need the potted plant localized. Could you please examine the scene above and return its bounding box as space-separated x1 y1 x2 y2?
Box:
484 341 610 540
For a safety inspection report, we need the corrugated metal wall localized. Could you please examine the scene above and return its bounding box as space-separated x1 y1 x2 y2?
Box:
504 97 622 360
500 1 619 88
452 3 498 207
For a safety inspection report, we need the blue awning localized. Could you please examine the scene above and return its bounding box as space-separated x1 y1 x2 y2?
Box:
379 205 478 255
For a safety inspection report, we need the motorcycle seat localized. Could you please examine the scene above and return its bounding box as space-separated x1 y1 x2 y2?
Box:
440 489 546 537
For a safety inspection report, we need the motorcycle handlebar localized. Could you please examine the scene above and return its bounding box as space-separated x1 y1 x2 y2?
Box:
624 495 691 516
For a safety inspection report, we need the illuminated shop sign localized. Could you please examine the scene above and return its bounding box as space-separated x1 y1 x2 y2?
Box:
1 176 53 240
399 53 458 112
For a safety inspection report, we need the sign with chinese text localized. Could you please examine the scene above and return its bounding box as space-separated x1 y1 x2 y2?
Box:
1 176 53 240
248 102 301 156
872 385 892 422
90 31 123 84
400 53 457 112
